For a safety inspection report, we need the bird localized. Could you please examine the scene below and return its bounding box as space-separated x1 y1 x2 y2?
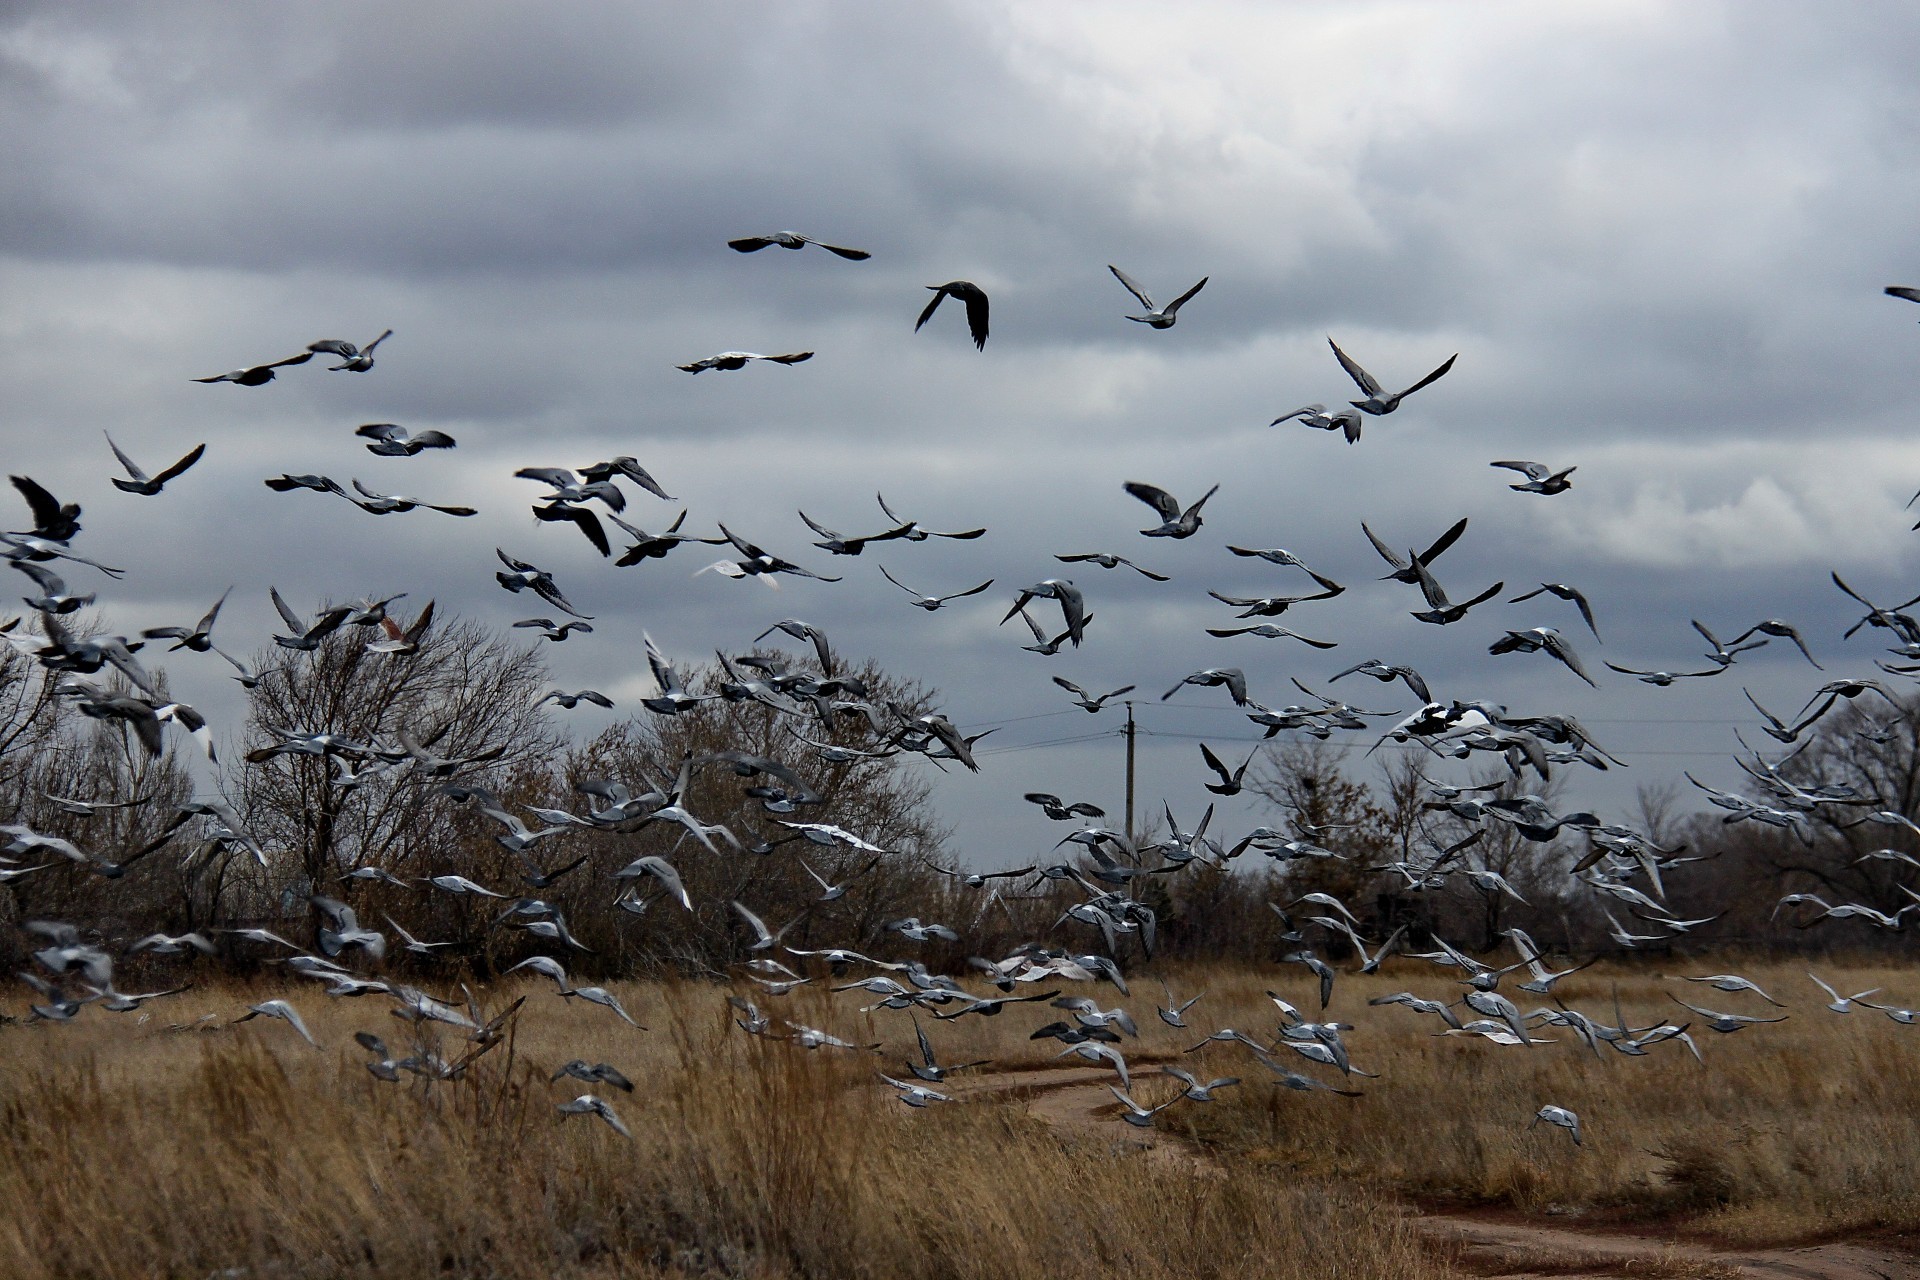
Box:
514 618 593 642
552 1060 635 1092
104 434 205 496
1271 403 1365 443
880 564 994 611
344 480 476 518
1409 559 1503 626
1206 623 1337 647
1123 480 1219 538
1529 1105 1582 1146
1055 552 1168 581
1107 265 1207 328
1730 619 1822 670
556 1094 631 1137
677 350 814 374
1603 661 1723 686
1692 618 1770 666
268 587 352 651
1808 972 1881 1013
1000 580 1086 647
1327 337 1457 415
354 423 456 456
497 550 591 618
534 689 615 711
1363 517 1469 584
914 281 989 349
1490 460 1576 495
1886 284 1920 314
1488 628 1598 687
1508 583 1601 640
1163 667 1249 705
308 329 392 372
13 561 93 614
1329 659 1431 702
727 231 870 259
191 351 313 385
1199 743 1258 796
233 999 319 1048
1052 676 1134 712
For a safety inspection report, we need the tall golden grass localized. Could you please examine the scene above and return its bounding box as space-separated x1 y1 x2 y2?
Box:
0 977 1443 1280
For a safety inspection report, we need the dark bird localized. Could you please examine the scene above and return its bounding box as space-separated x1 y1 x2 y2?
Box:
1363 517 1469 584
1730 619 1822 670
308 329 392 372
728 231 870 260
1052 676 1134 712
191 351 313 385
881 564 994 611
915 281 989 349
496 549 592 618
1055 551 1167 580
105 435 205 495
1199 743 1258 796
1490 460 1576 495
10 476 82 542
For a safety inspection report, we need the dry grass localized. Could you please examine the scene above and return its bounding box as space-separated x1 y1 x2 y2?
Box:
962 955 1920 1250
0 976 1444 1280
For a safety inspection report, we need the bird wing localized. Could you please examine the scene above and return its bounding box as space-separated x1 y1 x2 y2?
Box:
153 443 207 485
940 579 995 602
1490 460 1547 479
960 286 989 349
1165 276 1207 314
816 240 871 260
1360 522 1405 570
1327 338 1382 396
1396 353 1457 398
727 236 774 253
913 288 947 333
103 433 149 483
1886 286 1920 304
1107 265 1154 310
1123 481 1180 522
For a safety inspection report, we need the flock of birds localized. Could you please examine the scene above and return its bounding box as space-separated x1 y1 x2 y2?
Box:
7 240 1920 1150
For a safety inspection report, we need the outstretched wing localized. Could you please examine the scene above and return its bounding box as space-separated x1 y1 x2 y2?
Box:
1327 338 1381 396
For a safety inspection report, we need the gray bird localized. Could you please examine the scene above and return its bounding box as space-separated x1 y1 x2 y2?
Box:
1491 460 1576 495
1107 265 1207 328
105 434 205 495
1124 480 1218 538
728 231 870 259
1328 337 1457 415
355 423 455 456
1489 628 1598 687
1509 583 1600 640
677 350 814 374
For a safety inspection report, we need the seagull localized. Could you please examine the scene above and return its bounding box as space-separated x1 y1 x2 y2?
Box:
1490 460 1576 495
556 1094 631 1137
354 423 455 456
104 434 205 496
1328 337 1457 415
1107 265 1207 328
677 350 814 374
1123 480 1218 538
191 350 314 385
1054 551 1168 581
1529 1105 1581 1146
914 281 989 349
305 330 392 372
1271 403 1364 443
879 564 994 611
1052 676 1134 712
1489 628 1598 687
1363 517 1469 584
727 231 870 259
1509 583 1601 640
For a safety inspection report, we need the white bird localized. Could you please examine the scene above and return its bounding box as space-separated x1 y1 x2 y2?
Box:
1809 972 1881 1013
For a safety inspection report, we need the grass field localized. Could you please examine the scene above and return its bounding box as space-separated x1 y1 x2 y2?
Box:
1 955 1915 1277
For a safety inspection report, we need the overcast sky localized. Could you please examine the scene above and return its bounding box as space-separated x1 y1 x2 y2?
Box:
6 1 1920 865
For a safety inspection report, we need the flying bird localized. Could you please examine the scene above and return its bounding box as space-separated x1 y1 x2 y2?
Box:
355 423 456 456
728 231 870 259
1328 338 1457 415
1508 582 1601 640
1490 460 1576 495
677 350 814 373
104 434 205 496
1123 481 1218 538
191 351 313 385
308 329 392 372
1107 265 1207 328
914 281 989 349
880 565 994 611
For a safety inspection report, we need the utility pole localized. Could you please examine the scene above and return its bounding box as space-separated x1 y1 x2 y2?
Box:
1123 701 1137 845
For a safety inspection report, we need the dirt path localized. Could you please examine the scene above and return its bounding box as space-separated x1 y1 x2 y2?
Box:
948 1066 1920 1280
